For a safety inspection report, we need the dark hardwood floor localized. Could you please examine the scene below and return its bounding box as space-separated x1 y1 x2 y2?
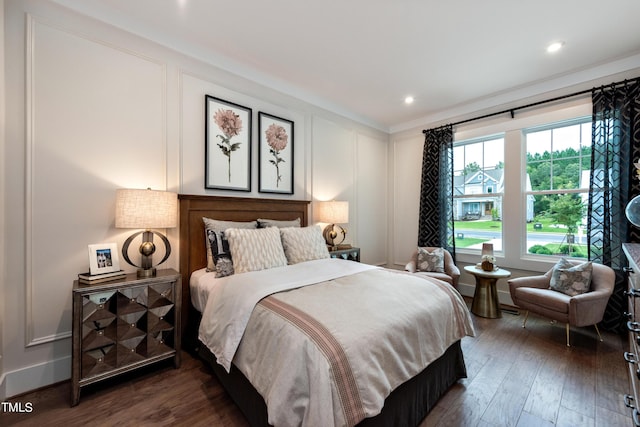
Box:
2 304 632 427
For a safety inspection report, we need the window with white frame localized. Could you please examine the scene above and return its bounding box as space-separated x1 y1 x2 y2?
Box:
524 118 592 258
453 136 505 252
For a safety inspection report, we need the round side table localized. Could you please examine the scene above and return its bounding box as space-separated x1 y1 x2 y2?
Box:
464 265 511 318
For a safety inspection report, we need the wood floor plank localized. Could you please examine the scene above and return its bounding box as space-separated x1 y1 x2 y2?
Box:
2 305 632 427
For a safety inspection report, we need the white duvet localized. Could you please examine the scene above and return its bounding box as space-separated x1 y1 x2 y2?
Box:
197 258 475 427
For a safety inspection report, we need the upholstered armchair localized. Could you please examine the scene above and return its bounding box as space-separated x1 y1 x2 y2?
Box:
405 247 460 288
508 260 615 346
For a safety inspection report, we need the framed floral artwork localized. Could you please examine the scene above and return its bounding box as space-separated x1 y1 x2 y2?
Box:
258 112 294 194
205 95 252 191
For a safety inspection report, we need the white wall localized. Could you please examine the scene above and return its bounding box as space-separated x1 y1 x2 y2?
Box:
1 0 388 398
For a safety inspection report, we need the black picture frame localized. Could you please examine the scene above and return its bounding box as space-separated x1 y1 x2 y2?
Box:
258 112 294 194
205 95 252 191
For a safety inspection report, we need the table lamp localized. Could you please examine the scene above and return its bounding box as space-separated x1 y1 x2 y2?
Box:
115 188 178 278
317 200 349 250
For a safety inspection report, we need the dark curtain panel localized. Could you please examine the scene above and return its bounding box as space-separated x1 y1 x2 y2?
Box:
588 79 640 332
417 126 455 255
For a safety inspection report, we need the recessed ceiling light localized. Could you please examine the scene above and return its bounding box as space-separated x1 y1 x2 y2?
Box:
404 96 415 104
547 41 564 53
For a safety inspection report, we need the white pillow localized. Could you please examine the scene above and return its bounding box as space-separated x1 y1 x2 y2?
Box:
280 226 330 265
225 227 288 274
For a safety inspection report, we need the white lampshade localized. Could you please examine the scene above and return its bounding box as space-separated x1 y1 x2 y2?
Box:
317 200 349 224
115 188 178 229
481 243 494 257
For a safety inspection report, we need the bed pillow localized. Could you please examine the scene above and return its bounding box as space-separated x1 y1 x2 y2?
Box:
280 226 330 265
225 227 288 274
257 218 301 228
549 258 593 296
416 247 445 273
202 218 257 275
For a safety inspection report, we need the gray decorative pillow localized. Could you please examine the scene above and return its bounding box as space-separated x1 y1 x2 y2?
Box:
280 226 330 264
257 218 301 228
549 258 593 296
417 247 445 273
202 218 257 273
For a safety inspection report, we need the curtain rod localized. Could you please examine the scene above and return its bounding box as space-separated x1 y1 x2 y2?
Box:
423 76 640 134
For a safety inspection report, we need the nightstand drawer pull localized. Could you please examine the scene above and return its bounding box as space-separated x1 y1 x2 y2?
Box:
626 352 638 364
625 266 635 274
629 321 640 333
627 289 640 298
626 394 636 408
635 408 640 427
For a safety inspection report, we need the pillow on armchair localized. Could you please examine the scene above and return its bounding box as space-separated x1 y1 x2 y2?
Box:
549 257 593 296
416 247 445 273
405 247 460 288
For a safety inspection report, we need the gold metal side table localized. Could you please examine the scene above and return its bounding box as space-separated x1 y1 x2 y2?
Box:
464 265 511 318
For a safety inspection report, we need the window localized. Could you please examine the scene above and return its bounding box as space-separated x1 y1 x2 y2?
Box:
524 118 592 258
453 136 505 251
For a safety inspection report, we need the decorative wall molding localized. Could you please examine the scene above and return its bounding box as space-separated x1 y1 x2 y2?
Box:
24 13 167 347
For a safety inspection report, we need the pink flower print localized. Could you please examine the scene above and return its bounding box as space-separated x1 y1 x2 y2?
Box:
265 124 288 187
213 109 243 182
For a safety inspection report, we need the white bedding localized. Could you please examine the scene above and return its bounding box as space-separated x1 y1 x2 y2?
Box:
194 258 475 427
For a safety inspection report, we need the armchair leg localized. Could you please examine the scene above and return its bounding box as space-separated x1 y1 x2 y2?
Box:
522 311 529 328
566 323 570 347
594 324 603 342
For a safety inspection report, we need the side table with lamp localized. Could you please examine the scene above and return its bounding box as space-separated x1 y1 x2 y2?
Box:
70 188 181 406
465 243 511 318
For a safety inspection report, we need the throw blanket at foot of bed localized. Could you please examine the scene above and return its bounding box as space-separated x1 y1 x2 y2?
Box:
198 259 475 427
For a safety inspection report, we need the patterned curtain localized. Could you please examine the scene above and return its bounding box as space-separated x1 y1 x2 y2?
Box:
417 126 455 255
588 79 640 332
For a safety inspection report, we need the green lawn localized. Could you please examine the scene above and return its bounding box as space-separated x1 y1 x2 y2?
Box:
454 220 502 230
454 237 486 248
454 218 572 235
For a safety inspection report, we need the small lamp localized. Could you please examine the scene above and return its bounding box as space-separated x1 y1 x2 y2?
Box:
115 188 178 278
317 200 349 250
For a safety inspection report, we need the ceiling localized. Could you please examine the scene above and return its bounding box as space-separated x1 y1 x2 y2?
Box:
51 0 640 132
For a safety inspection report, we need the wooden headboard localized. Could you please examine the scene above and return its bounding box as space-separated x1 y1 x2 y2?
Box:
178 194 310 338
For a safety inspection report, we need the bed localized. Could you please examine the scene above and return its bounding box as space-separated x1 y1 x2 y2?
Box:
178 194 474 427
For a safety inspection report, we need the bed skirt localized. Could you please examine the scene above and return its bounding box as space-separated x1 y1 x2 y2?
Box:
198 339 466 427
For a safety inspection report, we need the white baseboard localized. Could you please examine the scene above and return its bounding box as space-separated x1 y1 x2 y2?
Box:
2 356 70 399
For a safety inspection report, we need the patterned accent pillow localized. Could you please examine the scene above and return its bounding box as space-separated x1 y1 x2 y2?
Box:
417 247 445 273
206 229 234 278
280 226 330 264
225 227 288 274
257 218 301 228
549 258 593 296
202 218 257 273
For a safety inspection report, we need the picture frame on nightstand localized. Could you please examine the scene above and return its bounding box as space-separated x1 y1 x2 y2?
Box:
88 243 120 275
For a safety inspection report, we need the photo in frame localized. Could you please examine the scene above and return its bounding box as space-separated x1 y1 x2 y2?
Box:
205 95 252 191
258 112 294 194
88 243 121 275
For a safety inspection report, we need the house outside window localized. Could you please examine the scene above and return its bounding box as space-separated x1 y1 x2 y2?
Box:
453 136 505 251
